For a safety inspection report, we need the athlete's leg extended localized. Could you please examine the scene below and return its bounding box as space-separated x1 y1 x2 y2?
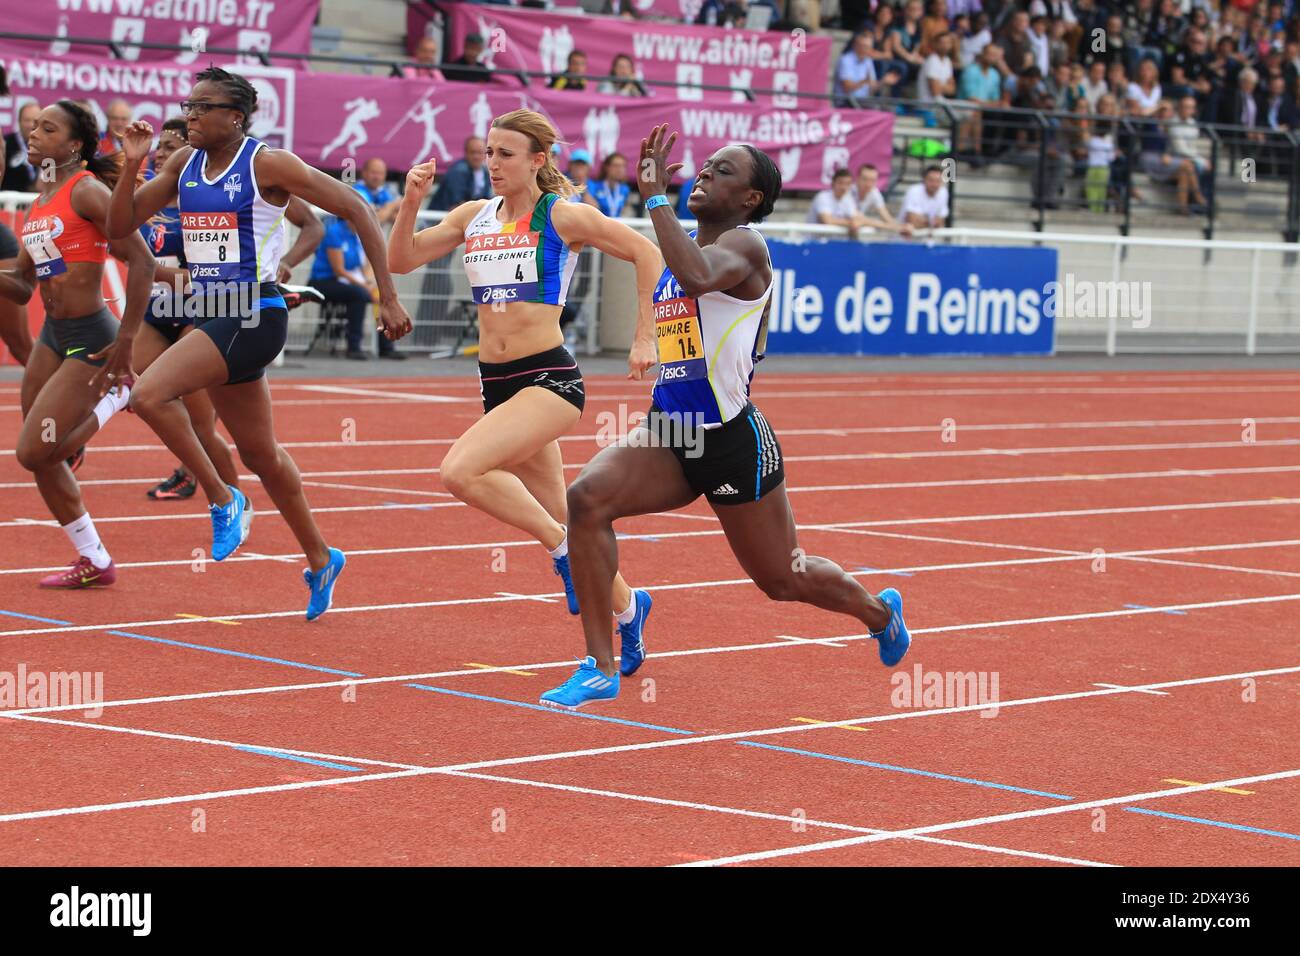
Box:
507 438 634 614
16 343 95 524
439 388 582 546
711 481 890 633
565 439 698 675
129 327 234 506
207 375 331 572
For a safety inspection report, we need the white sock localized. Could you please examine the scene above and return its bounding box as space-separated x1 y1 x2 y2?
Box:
92 381 132 430
547 529 568 560
62 513 111 569
614 592 637 625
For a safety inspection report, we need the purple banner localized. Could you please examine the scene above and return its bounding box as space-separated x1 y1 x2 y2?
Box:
0 0 319 68
442 2 830 108
0 48 890 192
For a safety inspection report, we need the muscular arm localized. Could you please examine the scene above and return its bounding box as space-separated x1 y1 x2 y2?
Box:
0 246 35 305
388 196 481 274
107 142 188 239
279 195 324 276
553 200 660 346
76 177 154 339
257 149 398 303
644 209 764 300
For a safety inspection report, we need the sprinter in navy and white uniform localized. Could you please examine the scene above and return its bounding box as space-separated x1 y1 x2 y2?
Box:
542 128 914 710
106 66 411 620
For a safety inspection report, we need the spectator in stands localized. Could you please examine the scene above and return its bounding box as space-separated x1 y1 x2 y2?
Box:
1231 67 1265 141
564 149 599 206
2 100 40 193
602 0 641 18
960 11 993 66
443 33 490 83
1128 58 1165 117
98 98 132 155
1105 62 1130 105
808 168 862 237
1260 70 1299 173
598 53 647 96
1028 15 1052 75
697 0 776 29
429 136 491 210
920 1 952 57
1085 15 1128 69
1125 0 1164 73
1046 61 1082 111
996 9 1034 74
1138 98 1208 214
899 165 950 229
920 32 960 102
1083 92 1119 212
1168 95 1209 180
889 0 928 86
870 4 902 70
1207 36 1245 121
852 163 913 236
1147 0 1187 63
405 35 446 81
550 50 589 91
588 153 631 218
355 158 402 226
1081 59 1108 111
1073 0 1108 46
1166 28 1212 108
1023 89 1069 209
309 214 400 361
838 30 904 105
1032 1 1082 59
959 41 1010 160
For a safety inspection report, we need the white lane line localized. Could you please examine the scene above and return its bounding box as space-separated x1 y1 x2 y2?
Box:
5 461 1300 494
1093 683 1171 697
0 711 1112 866
776 634 847 649
4 665 1298 834
299 479 454 498
6 593 1299 718
292 384 473 403
5 418 1300 457
675 768 1300 867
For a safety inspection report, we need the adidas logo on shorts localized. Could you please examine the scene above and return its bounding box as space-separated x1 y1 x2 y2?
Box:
712 483 741 496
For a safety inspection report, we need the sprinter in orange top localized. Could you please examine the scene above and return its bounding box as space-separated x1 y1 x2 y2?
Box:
0 100 156 588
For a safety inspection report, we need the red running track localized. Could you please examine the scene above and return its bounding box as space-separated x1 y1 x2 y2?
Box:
0 369 1298 866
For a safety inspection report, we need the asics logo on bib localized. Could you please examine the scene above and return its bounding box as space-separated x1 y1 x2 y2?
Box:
481 287 519 303
661 365 690 380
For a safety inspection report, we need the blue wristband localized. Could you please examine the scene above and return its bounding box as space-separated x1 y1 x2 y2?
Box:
645 194 671 211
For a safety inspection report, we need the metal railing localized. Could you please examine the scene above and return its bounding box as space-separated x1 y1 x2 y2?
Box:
7 188 1293 356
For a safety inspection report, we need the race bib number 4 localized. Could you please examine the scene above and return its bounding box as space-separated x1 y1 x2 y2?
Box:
655 298 707 383
465 230 540 304
182 212 240 282
23 220 67 280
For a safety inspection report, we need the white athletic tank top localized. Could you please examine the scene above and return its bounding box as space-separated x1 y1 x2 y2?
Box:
462 193 579 307
651 224 774 426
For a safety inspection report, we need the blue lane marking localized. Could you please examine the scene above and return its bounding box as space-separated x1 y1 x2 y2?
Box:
105 630 364 677
0 609 74 625
1125 807 1300 841
855 567 914 577
1124 604 1188 616
738 741 1076 800
406 683 694 735
236 745 362 772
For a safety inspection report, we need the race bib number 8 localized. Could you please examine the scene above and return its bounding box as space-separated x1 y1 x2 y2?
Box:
654 298 707 383
182 212 240 282
465 229 540 304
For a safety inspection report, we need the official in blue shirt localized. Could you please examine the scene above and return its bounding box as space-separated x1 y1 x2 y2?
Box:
309 216 393 360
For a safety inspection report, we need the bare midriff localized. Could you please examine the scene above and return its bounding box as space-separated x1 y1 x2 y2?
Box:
476 300 566 362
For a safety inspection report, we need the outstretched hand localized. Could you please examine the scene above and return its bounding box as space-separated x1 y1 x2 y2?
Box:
637 123 684 200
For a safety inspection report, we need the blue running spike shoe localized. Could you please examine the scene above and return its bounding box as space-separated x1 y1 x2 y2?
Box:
304 548 346 622
210 485 250 561
873 587 912 667
553 553 580 615
617 589 653 677
540 656 619 710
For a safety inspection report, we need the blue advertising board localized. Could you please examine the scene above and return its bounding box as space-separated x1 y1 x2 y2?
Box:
764 240 1058 355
